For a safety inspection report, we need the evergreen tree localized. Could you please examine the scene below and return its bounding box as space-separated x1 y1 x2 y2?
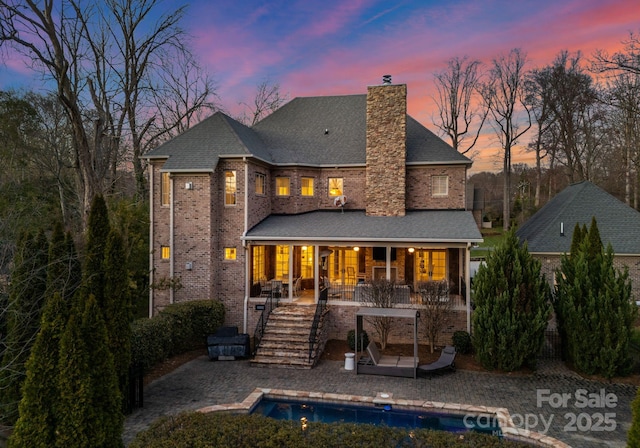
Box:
472 230 551 371
0 230 48 425
569 223 584 256
83 194 111 308
103 229 132 410
56 294 123 448
555 218 636 378
46 222 80 301
9 292 71 448
629 388 640 447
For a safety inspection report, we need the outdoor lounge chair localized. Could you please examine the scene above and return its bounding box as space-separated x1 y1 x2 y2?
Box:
417 345 456 376
366 341 416 369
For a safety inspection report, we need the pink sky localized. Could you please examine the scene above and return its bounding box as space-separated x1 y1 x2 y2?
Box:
0 0 638 172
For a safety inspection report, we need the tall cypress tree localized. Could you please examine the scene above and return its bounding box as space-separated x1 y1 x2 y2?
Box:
9 292 71 448
103 229 132 410
0 230 48 425
83 194 111 308
555 218 636 378
56 293 123 448
472 230 551 371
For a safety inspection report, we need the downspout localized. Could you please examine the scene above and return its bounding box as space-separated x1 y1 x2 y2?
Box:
169 175 174 304
243 157 250 333
148 166 154 318
466 242 471 333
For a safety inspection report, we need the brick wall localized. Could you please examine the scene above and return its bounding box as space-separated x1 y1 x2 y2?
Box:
406 165 467 209
366 83 407 216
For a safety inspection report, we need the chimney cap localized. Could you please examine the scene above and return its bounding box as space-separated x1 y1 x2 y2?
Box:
382 74 392 85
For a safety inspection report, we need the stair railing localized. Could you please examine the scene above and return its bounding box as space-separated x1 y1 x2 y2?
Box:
308 287 328 363
252 286 280 356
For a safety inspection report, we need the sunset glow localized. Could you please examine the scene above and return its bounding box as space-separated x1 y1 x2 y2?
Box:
0 0 637 172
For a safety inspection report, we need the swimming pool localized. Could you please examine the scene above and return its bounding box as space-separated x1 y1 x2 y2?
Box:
251 396 501 435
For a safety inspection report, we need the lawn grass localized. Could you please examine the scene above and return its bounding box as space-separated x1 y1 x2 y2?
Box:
471 226 506 258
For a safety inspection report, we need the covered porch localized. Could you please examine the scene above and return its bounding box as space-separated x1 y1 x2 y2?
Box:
242 210 483 332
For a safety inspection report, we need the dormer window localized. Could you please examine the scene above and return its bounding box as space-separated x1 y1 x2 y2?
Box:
328 177 343 197
276 177 290 196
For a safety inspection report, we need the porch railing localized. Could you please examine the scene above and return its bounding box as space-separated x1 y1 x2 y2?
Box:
308 287 328 363
252 288 280 356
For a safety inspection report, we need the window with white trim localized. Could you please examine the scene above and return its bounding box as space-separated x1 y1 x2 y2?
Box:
432 175 449 197
255 173 266 195
328 177 343 197
276 177 290 196
301 177 314 196
225 170 237 205
161 172 170 206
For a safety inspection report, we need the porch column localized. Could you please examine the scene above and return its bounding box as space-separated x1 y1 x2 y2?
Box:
288 244 294 299
465 243 471 333
386 246 391 280
314 245 320 303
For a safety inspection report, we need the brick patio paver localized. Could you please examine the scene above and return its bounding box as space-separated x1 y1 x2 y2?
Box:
123 357 637 447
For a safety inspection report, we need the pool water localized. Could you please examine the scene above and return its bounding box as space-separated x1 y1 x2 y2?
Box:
251 397 501 435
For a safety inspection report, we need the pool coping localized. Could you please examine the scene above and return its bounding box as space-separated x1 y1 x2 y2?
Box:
196 387 572 448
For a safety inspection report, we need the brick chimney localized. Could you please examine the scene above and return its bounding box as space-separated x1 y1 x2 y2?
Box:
365 75 407 216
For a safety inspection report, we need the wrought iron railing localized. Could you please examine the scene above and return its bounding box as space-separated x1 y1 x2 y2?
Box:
252 288 280 356
308 287 328 363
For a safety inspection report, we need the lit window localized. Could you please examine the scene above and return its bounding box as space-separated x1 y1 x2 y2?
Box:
224 247 236 260
161 246 170 260
252 246 265 282
225 170 236 205
255 173 265 195
161 172 170 206
432 175 449 197
276 177 290 196
328 177 343 197
301 177 314 196
275 245 289 277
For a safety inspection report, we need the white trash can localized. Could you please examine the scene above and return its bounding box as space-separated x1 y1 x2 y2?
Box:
344 352 355 370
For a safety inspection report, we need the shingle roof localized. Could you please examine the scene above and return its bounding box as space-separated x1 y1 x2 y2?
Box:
244 210 483 243
144 93 471 169
516 181 640 254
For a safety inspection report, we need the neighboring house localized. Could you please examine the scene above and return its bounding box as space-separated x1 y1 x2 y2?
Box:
516 180 640 300
143 76 483 347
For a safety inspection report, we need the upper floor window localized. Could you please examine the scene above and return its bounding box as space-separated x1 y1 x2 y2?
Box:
276 177 290 196
328 177 343 196
301 177 314 196
161 172 170 206
225 170 237 205
255 173 266 195
432 175 449 197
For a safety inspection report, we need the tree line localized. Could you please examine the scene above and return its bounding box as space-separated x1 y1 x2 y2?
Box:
432 34 640 228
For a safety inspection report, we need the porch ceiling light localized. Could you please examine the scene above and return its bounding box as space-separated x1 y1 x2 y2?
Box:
353 246 359 252
408 247 415 253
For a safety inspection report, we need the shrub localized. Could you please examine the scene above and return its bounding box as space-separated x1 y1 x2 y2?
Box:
472 230 551 371
129 411 532 448
347 329 369 351
452 331 472 354
628 388 640 447
130 300 224 372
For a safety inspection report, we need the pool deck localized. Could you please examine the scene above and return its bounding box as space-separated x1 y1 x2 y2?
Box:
123 357 637 447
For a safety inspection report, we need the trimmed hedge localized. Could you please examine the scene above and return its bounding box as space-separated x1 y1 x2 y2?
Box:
130 300 225 372
130 412 532 448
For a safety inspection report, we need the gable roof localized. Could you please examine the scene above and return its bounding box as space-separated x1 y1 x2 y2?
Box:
516 181 640 255
144 93 471 170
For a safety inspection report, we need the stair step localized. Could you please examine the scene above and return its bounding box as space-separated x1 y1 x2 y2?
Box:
255 348 314 358
251 356 313 369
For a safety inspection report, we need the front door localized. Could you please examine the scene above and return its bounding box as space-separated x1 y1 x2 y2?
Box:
415 249 446 284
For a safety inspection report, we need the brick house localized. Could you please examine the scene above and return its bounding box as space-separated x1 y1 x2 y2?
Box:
516 180 640 300
143 76 482 363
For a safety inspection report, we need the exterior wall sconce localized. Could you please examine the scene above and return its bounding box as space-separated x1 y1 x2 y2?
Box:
185 261 193 270
185 182 193 190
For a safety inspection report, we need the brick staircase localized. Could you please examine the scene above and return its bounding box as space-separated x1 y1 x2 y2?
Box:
251 304 329 369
